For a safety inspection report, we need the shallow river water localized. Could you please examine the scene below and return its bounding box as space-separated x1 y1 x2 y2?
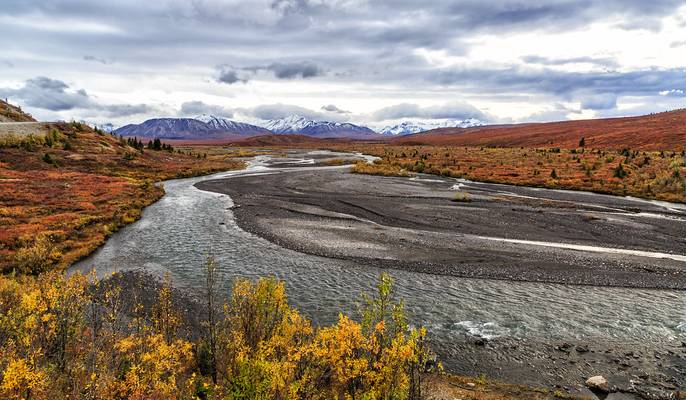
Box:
71 151 686 369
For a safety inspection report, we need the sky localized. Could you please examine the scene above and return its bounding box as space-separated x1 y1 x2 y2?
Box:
2 0 686 130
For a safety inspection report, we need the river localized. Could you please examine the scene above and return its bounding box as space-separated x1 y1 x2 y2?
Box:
71 150 686 392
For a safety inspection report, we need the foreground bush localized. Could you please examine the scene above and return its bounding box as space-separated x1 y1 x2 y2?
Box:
0 264 431 399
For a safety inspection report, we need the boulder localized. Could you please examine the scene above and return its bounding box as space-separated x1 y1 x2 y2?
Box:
586 375 610 393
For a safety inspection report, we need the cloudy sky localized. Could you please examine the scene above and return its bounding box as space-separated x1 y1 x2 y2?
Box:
2 0 686 129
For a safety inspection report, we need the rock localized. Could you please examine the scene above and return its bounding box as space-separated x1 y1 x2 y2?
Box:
586 375 610 393
474 338 487 346
466 382 476 388
576 345 589 353
557 343 573 352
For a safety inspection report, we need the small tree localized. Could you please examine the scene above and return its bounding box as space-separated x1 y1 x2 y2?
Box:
202 256 220 384
152 273 181 344
42 153 54 165
613 163 627 179
550 169 558 179
578 137 585 148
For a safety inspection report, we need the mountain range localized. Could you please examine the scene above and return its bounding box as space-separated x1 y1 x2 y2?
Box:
261 115 378 138
113 114 481 140
114 116 270 140
379 118 483 136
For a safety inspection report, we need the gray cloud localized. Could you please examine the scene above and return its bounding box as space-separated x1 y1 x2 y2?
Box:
216 66 247 84
244 103 327 120
0 76 151 117
83 55 111 64
219 61 325 83
578 93 617 110
372 102 487 121
522 55 618 69
179 101 233 117
264 62 324 79
0 76 91 111
321 104 350 114
426 66 686 100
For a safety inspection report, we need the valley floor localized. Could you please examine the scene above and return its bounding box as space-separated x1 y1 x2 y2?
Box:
193 153 686 398
197 165 686 289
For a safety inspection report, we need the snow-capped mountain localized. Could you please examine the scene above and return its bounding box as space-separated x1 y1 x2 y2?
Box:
115 118 212 139
115 114 483 140
379 118 483 136
114 116 269 140
194 114 272 135
261 115 379 138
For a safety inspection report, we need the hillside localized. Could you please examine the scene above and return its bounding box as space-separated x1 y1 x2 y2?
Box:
392 109 686 150
0 118 243 273
0 99 36 122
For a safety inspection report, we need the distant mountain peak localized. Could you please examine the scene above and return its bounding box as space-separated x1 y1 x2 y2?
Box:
261 115 379 138
379 118 483 136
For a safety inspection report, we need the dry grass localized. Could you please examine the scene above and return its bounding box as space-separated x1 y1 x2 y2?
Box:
340 144 686 203
319 157 357 166
0 122 244 273
350 160 414 177
451 192 472 202
0 99 36 122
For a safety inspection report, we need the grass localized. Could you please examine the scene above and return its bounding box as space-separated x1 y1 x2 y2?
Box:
451 192 472 202
0 123 244 273
339 144 686 203
0 100 36 122
350 160 414 177
318 157 357 166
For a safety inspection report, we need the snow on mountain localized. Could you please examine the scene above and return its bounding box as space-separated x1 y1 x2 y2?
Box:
194 114 272 135
114 118 214 139
113 116 269 140
379 118 483 136
261 115 379 138
115 114 483 140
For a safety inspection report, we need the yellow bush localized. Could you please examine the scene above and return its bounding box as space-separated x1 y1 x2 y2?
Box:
350 161 414 177
12 234 62 275
0 357 47 400
0 267 430 400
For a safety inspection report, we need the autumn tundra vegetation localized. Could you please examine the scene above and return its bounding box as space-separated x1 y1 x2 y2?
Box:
346 109 686 202
0 106 244 272
0 258 434 399
345 144 686 202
